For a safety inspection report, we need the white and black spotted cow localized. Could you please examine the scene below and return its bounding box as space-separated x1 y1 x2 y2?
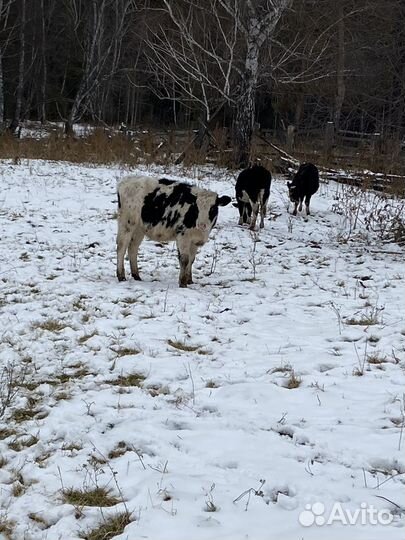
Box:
116 176 231 287
234 164 272 230
287 163 319 216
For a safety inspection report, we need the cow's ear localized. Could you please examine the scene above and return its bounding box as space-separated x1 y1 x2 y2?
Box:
217 195 232 207
232 202 238 208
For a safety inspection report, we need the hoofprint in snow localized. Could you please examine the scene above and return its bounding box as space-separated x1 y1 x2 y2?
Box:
0 159 404 540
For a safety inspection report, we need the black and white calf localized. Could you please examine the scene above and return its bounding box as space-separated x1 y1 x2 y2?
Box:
287 162 319 216
116 176 231 287
234 164 272 229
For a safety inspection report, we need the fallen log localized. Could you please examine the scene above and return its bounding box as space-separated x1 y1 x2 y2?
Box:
255 131 405 193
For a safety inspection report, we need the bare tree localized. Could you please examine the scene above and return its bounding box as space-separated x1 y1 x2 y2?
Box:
225 0 293 166
8 0 25 134
0 0 11 129
38 0 50 124
64 0 133 135
145 0 292 166
144 0 239 148
0 0 404 150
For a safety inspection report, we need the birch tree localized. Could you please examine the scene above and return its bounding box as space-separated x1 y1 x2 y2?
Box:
224 0 293 166
145 0 292 167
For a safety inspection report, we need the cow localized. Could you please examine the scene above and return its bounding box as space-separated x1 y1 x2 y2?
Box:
116 176 231 288
234 164 272 230
287 162 319 216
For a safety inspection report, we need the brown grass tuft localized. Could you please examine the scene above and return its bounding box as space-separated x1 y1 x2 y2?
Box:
81 511 133 540
63 487 121 507
167 339 200 352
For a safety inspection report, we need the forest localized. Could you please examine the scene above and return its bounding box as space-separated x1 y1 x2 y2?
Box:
0 0 404 166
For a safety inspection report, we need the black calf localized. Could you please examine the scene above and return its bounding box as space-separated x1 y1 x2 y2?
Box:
287 163 319 216
234 165 272 229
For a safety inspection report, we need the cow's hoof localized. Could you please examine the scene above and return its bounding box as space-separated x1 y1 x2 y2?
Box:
179 282 188 288
132 274 142 281
117 274 126 282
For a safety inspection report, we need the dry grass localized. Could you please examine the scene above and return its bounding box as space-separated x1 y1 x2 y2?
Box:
0 428 16 440
167 339 200 352
54 391 72 401
108 441 129 459
345 315 379 326
78 331 98 344
63 487 121 507
56 367 91 383
0 517 14 540
120 296 141 305
113 347 140 357
18 380 41 391
107 373 146 387
12 481 25 497
35 450 52 467
2 126 405 178
32 319 68 332
270 363 293 374
0 129 140 166
28 512 49 529
81 512 133 540
284 371 302 389
61 442 83 453
367 353 388 365
12 407 39 422
8 435 39 451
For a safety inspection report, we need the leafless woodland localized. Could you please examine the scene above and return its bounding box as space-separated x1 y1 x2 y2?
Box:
0 0 405 167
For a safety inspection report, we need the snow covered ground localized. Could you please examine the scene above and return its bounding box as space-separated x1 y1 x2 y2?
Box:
0 159 404 540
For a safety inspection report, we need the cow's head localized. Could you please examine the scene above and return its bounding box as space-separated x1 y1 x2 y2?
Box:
287 181 298 203
207 195 231 228
217 195 232 207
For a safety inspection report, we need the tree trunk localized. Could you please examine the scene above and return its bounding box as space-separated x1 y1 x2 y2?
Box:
232 0 292 168
0 0 6 130
0 51 4 130
233 39 260 168
39 0 47 124
9 0 26 134
334 3 345 130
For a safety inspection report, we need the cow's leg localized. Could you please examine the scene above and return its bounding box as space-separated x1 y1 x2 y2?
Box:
128 230 144 280
176 237 195 288
116 222 132 282
305 195 312 215
259 198 267 228
245 203 252 225
298 198 303 212
249 202 259 230
185 243 198 284
178 251 190 288
292 201 298 216
237 201 244 225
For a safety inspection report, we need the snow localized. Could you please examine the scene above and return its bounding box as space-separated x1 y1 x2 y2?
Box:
0 159 404 539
